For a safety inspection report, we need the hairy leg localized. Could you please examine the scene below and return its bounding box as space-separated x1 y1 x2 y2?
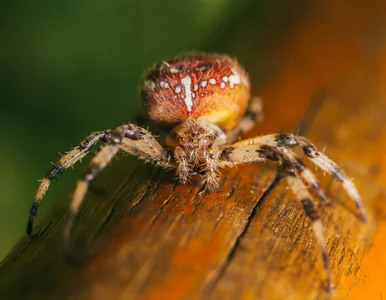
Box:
284 149 327 202
120 124 173 168
282 134 366 221
230 133 367 221
219 144 332 291
62 124 174 251
281 160 332 292
28 131 111 235
62 142 120 252
219 141 327 202
29 124 174 238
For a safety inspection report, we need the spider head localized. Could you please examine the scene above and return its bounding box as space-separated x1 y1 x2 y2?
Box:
165 119 226 149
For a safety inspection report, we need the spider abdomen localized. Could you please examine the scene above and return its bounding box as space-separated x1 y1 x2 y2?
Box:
142 53 250 131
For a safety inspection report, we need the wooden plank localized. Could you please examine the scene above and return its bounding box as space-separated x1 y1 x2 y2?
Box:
1 1 386 299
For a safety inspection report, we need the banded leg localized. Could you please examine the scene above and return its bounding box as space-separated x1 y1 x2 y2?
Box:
281 160 332 292
231 133 367 222
226 97 263 143
120 124 173 168
219 145 332 291
62 124 174 251
221 140 327 202
283 149 327 202
63 142 120 252
284 135 366 222
27 131 111 235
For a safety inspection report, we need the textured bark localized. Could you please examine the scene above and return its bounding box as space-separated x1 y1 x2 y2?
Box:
1 1 386 299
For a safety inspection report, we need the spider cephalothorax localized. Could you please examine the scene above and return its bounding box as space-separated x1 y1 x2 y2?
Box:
166 119 227 189
28 53 367 292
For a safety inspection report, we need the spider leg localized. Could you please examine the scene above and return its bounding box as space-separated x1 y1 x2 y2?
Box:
282 134 367 222
62 142 120 253
283 149 327 203
120 124 174 168
62 124 173 252
226 97 263 143
231 134 367 222
281 159 332 292
28 131 112 235
219 144 332 291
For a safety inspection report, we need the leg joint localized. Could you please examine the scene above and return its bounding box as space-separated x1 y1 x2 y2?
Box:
45 165 64 180
275 134 296 147
256 145 280 161
301 198 320 221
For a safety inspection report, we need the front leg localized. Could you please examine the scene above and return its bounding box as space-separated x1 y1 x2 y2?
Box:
120 124 174 168
230 133 367 221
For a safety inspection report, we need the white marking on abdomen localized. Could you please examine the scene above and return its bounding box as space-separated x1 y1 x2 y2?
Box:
229 69 241 88
160 81 169 89
181 75 193 112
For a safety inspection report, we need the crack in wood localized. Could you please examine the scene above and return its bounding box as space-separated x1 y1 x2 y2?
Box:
202 174 281 297
202 91 329 297
148 193 174 230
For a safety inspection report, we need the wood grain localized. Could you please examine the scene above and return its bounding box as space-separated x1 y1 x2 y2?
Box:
1 1 386 299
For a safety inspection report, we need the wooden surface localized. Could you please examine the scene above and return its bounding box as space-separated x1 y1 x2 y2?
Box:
1 1 386 299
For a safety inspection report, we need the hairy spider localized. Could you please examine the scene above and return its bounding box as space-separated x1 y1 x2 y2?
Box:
28 53 366 292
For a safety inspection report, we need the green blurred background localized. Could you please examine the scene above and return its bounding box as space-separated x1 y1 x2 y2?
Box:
0 0 255 260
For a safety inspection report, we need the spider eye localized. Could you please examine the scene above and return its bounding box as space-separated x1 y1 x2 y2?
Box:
180 137 185 142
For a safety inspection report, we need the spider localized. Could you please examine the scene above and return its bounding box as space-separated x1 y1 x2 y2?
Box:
28 52 367 292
